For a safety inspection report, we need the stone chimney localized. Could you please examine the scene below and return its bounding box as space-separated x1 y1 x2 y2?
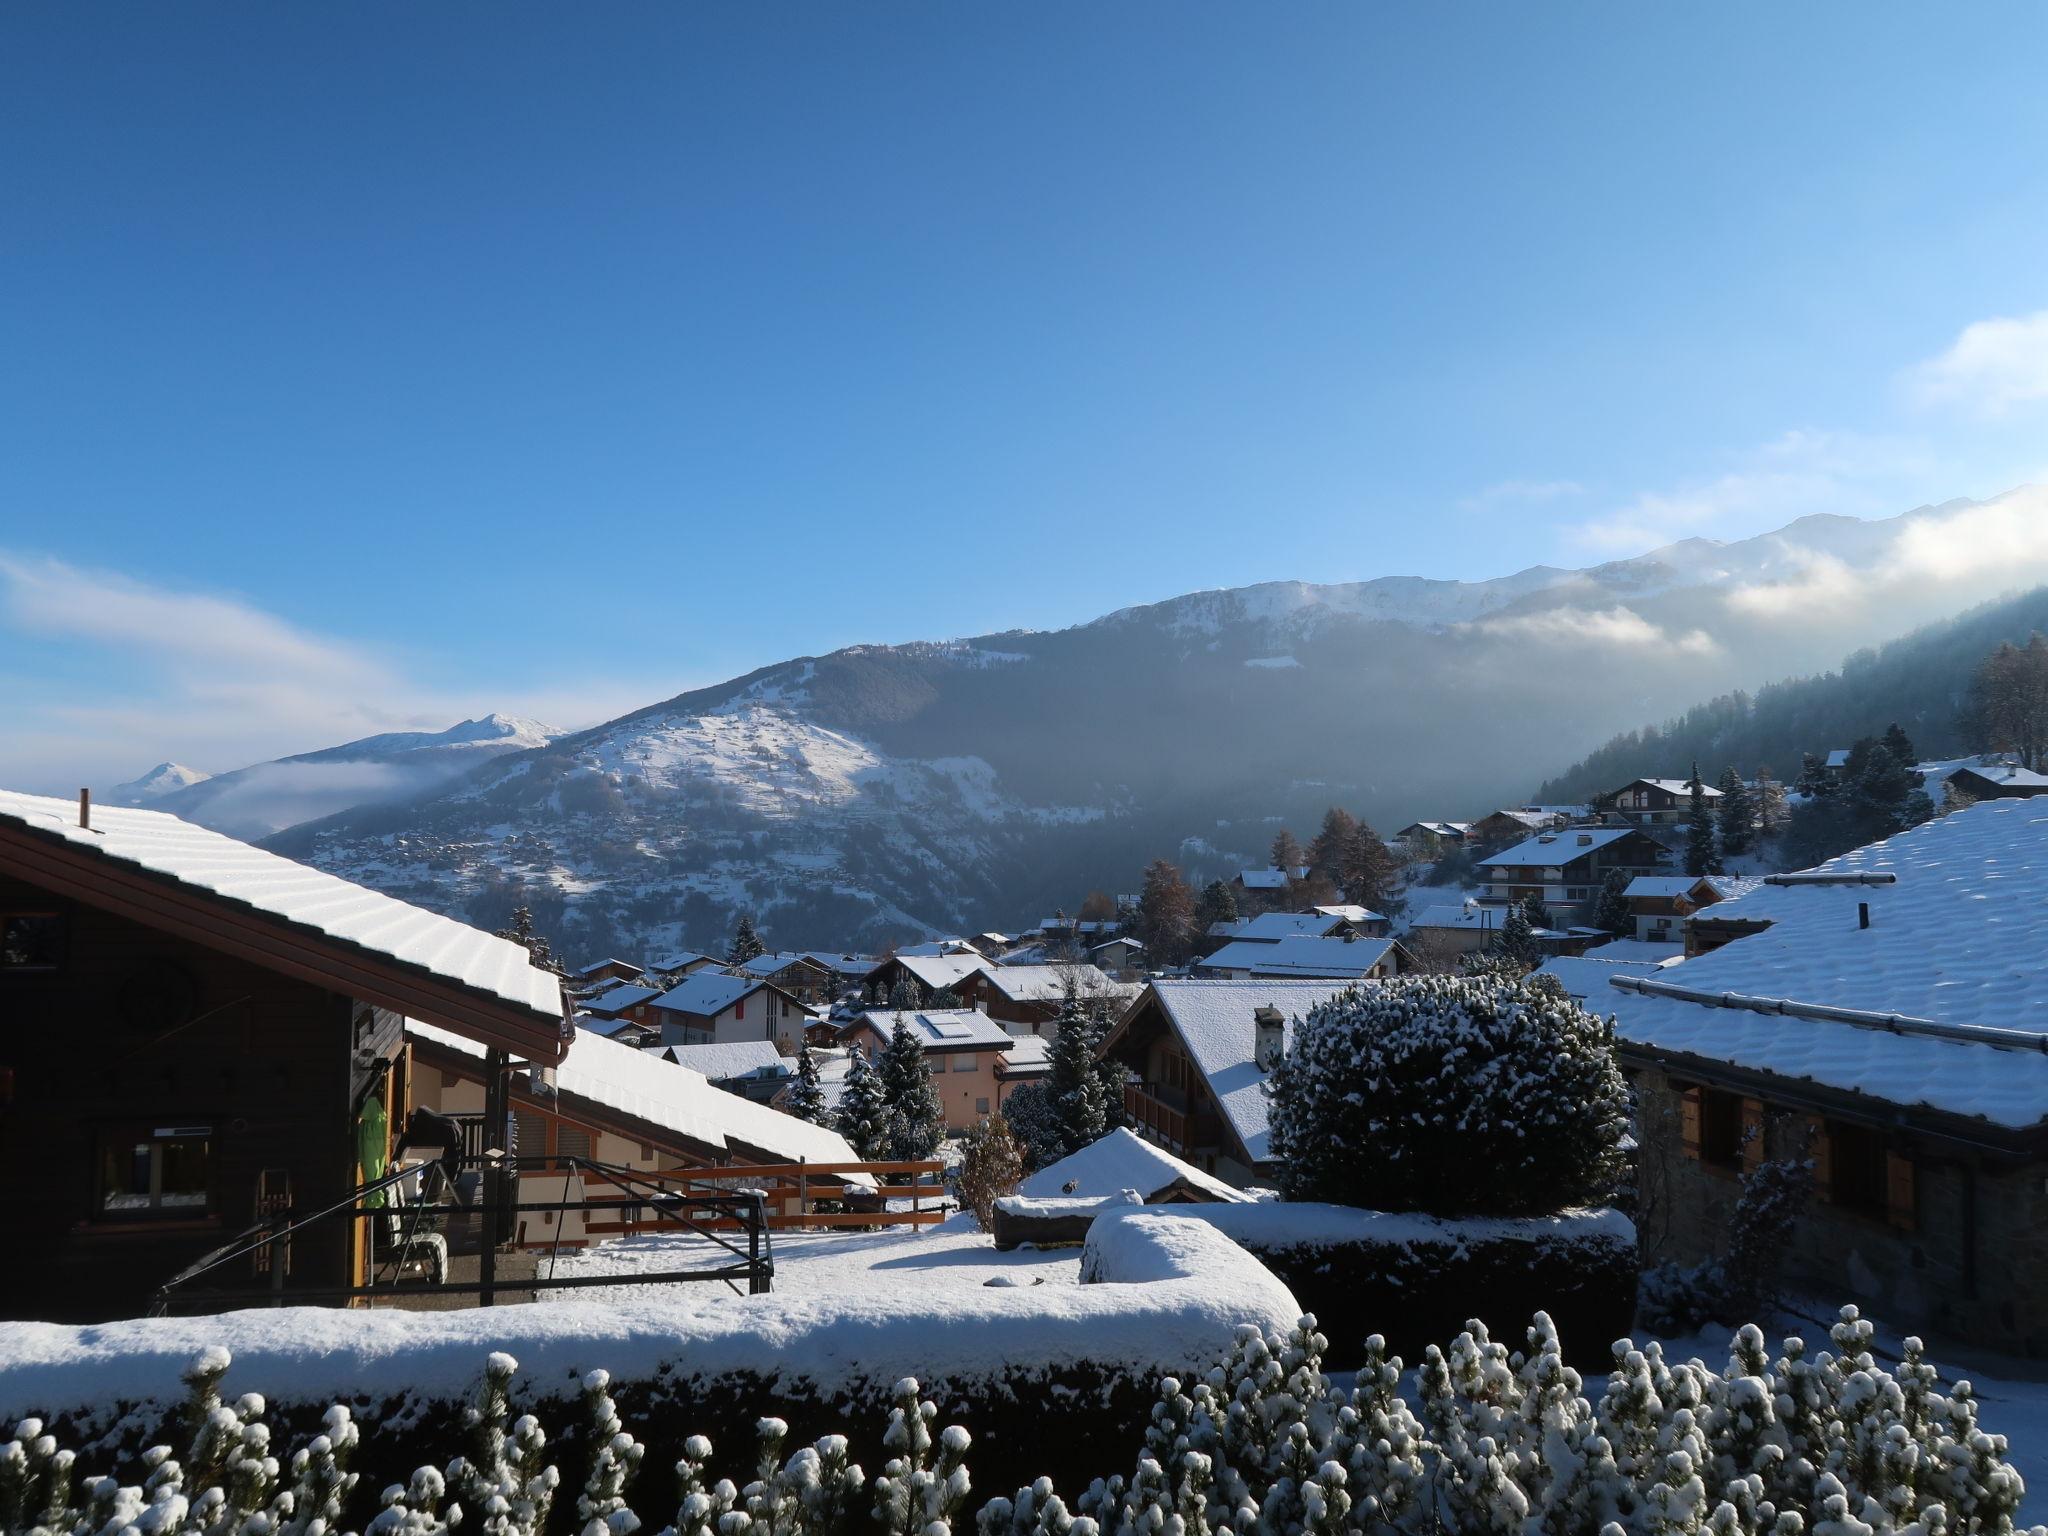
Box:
1253 1005 1286 1071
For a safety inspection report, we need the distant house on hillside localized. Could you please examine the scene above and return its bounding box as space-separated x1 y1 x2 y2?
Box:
648 951 722 982
1196 934 1409 981
864 951 989 1007
1232 866 1305 897
650 972 806 1051
1090 935 1146 976
1478 825 1669 911
837 1009 1035 1129
1209 909 1388 945
1464 806 1568 852
1101 978 1357 1184
734 952 840 1006
1622 875 1742 945
1608 777 1721 826
580 982 662 1030
1944 763 2048 802
1406 899 1505 957
1606 799 2048 1355
657 1039 790 1097
971 962 1138 1033
572 957 645 990
1395 821 1469 857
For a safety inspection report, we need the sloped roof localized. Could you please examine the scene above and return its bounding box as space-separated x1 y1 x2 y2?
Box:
979 962 1136 1004
887 952 990 992
1624 876 1717 900
1625 778 1723 798
651 971 768 1017
1485 826 1657 868
661 1040 789 1080
0 788 566 1055
1314 904 1386 923
1235 868 1292 889
1533 952 1678 1003
573 957 643 978
583 983 661 1016
1201 935 1398 979
1577 938 1685 964
1605 800 2048 1128
1142 979 1358 1164
852 1008 1016 1049
1017 1128 1250 1203
1409 901 1498 932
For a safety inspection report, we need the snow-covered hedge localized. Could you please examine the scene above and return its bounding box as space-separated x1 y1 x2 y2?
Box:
1267 974 1631 1216
0 1213 1296 1502
6 1305 2037 1536
1095 1202 1638 1368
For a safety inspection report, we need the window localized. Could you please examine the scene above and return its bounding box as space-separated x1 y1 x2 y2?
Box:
1683 1087 1747 1170
1825 1121 1913 1226
97 1124 212 1219
735 998 746 1021
953 1054 976 1072
1 912 63 970
975 1097 990 1115
556 1125 593 1162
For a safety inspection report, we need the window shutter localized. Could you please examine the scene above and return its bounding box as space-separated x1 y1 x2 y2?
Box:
1680 1088 1701 1160
1886 1151 1916 1231
1808 1117 1831 1200
1741 1098 1765 1173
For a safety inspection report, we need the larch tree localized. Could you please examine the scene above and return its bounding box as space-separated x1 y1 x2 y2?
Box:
1134 858 1196 965
1971 633 2048 770
1306 807 1359 884
1340 820 1399 910
1269 828 1305 877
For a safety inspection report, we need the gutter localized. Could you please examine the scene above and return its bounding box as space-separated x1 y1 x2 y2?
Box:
1606 972 2048 1054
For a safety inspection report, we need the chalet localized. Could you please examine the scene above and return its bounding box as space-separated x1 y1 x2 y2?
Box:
734 951 839 1006
657 1039 791 1097
1944 763 2048 802
1197 934 1409 981
1622 875 1740 945
1209 910 1387 944
1394 821 1469 857
1232 866 1305 898
0 788 569 1322
1606 800 2048 1355
1315 903 1390 933
1463 806 1566 852
1607 777 1721 826
1823 748 1853 781
1478 825 1669 911
580 981 661 1029
649 971 807 1050
971 962 1139 1033
864 951 989 1007
837 1008 1026 1129
1101 978 1357 1184
405 1019 865 1248
571 957 645 990
1405 900 1505 958
648 951 722 982
1089 935 1146 976
966 932 1012 957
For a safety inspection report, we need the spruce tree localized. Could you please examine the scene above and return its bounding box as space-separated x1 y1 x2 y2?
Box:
1518 891 1553 933
1193 878 1239 936
878 1015 945 1161
833 1047 891 1159
1881 721 1917 767
1046 987 1108 1155
1591 869 1632 936
1492 903 1541 970
1306 807 1360 883
727 914 765 966
496 905 566 976
1716 765 1755 857
786 1043 829 1125
1684 763 1719 877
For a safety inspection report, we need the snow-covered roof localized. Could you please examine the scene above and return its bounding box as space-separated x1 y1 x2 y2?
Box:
887 952 990 991
1624 778 1723 798
893 939 982 958
1533 952 1680 1003
852 1008 1016 1050
1623 876 1716 900
979 963 1137 1004
406 1018 866 1170
1409 901 1500 932
1091 935 1143 953
661 1040 789 1080
1576 938 1685 964
1398 821 1469 839
1485 826 1657 868
1605 800 2048 1127
573 957 643 979
0 788 564 1025
1950 763 2048 790
1313 904 1386 923
1017 1128 1251 1203
736 951 830 978
1142 979 1359 1164
1201 935 1398 979
1234 868 1293 889
997 1033 1051 1072
1213 911 1350 942
1825 749 1852 769
651 971 769 1017
649 951 718 972
583 983 661 1016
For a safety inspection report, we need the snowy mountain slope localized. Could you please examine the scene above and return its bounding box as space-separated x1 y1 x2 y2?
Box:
137 713 560 839
264 490 2048 963
101 762 211 806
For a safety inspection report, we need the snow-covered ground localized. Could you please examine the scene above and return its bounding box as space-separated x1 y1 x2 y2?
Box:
541 1214 1080 1302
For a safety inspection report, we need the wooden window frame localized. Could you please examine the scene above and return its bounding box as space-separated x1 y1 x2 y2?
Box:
0 909 67 973
94 1120 217 1224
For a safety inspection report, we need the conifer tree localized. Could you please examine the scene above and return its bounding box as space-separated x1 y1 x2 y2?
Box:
1340 820 1399 910
1492 903 1541 970
1193 878 1239 937
1754 765 1780 837
1134 858 1196 965
1881 721 1917 766
1269 828 1305 876
1518 891 1553 933
834 1046 891 1159
1045 986 1109 1155
496 906 566 976
1591 869 1632 936
787 1043 829 1125
1306 807 1359 883
1684 763 1719 877
879 1015 945 1161
1716 765 1755 857
726 914 765 966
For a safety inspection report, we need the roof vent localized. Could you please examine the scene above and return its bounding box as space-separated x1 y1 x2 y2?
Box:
1253 1005 1286 1071
1577 833 1593 845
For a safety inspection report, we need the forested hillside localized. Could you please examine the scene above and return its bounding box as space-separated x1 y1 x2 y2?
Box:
1535 585 2048 803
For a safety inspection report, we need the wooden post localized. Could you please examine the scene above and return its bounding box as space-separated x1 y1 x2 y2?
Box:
796 1157 809 1232
480 1048 509 1307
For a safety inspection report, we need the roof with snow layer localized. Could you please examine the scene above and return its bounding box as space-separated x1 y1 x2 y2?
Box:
1201 935 1399 979
650 970 771 1017
1604 799 2048 1129
1017 1128 1251 1203
1484 826 1655 868
852 1008 1017 1050
0 788 567 1058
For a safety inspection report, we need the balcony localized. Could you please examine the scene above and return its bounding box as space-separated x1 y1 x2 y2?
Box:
1125 1083 1190 1152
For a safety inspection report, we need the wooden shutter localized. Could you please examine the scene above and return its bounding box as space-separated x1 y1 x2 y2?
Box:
1808 1117 1831 1201
1741 1098 1765 1172
1886 1151 1916 1231
1680 1087 1702 1161
556 1124 593 1162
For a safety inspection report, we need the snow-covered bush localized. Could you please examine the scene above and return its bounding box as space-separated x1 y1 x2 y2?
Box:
7 1306 2039 1536
1266 974 1631 1216
956 1115 1025 1232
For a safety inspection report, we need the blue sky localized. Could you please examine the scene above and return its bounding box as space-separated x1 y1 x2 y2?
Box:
6 4 2048 787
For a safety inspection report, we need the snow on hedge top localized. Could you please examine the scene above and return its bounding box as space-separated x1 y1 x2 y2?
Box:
1147 979 1357 1163
1017 1127 1250 1203
407 1019 866 1171
1606 799 2048 1126
0 788 562 1020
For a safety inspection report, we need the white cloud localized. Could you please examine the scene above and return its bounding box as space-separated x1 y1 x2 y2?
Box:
1474 604 1719 655
1908 307 2048 416
1460 478 1585 511
0 554 661 793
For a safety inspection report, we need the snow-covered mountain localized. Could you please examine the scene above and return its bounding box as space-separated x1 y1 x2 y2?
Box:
102 762 212 806
135 713 559 839
264 490 2048 963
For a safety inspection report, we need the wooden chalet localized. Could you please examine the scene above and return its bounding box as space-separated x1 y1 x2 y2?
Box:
1608 777 1722 826
0 789 569 1323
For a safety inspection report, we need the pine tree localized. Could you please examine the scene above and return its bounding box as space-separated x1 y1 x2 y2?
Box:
834 1047 891 1159
1306 807 1359 883
1134 858 1196 966
1754 765 1780 837
1881 721 1917 767
727 914 765 966
1046 987 1109 1155
787 1043 829 1125
1716 765 1755 857
1591 869 1632 936
878 1015 945 1162
1269 828 1305 877
1492 904 1541 970
1518 891 1553 933
496 906 566 976
1684 762 1719 877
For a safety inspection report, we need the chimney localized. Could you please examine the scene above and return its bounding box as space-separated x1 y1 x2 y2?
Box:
78 788 91 830
1859 902 1870 931
1253 1005 1286 1071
